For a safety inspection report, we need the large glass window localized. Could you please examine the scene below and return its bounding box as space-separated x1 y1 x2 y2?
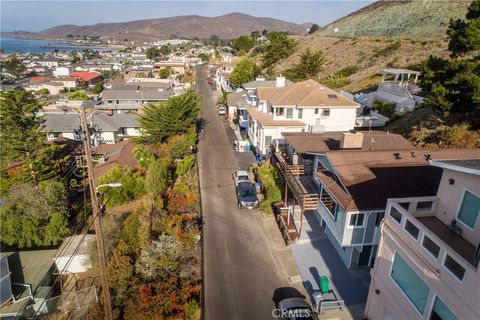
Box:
349 213 365 227
443 254 465 281
391 253 430 314
430 297 458 320
275 108 285 116
422 235 440 258
322 108 330 117
457 190 480 229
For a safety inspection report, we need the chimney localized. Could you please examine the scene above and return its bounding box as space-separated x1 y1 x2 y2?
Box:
276 75 286 88
340 132 364 149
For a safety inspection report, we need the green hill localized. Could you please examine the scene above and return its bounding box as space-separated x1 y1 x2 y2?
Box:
317 0 471 39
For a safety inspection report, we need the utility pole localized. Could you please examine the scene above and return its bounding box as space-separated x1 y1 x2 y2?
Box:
79 107 113 320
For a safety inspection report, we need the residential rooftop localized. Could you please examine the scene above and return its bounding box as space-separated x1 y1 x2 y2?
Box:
257 79 359 107
319 149 480 211
43 112 139 132
246 107 305 127
282 131 414 154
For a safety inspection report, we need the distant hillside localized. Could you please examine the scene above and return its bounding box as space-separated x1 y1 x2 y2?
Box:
317 0 471 39
36 13 309 41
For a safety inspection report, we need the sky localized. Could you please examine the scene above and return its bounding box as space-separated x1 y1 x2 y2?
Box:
1 1 374 32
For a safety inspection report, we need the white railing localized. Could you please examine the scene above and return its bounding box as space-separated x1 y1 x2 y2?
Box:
386 197 476 274
378 82 420 98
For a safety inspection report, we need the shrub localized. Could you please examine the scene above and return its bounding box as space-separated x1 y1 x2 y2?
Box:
97 166 145 207
67 91 89 101
256 163 282 215
145 159 171 197
176 156 195 177
335 65 359 78
440 122 478 148
372 100 396 118
373 40 402 58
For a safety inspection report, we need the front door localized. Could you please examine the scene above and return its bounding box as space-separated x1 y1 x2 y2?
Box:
358 245 372 266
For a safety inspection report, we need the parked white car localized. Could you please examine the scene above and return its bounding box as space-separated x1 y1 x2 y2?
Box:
217 106 226 115
232 170 250 185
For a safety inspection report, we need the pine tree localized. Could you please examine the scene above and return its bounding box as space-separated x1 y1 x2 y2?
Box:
135 90 200 145
0 90 65 183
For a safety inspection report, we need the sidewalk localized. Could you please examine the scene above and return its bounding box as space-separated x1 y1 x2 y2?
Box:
290 212 371 320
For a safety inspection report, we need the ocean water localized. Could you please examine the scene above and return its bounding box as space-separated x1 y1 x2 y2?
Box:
0 35 108 54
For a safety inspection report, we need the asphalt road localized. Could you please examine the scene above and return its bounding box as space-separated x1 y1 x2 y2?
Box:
197 68 286 320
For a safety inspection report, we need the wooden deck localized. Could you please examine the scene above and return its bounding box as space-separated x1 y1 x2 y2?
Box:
272 152 318 211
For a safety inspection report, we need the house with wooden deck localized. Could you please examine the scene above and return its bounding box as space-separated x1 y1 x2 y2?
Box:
271 130 480 269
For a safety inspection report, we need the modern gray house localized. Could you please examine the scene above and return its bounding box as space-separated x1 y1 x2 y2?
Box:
43 111 140 145
271 131 463 268
98 82 171 112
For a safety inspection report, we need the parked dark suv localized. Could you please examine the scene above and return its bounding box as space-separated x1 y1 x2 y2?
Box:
236 182 259 209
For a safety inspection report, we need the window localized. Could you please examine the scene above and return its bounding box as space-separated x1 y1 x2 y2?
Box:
349 213 365 227
405 220 419 239
265 135 272 147
275 108 285 116
320 188 338 220
314 108 319 114
286 108 293 119
416 201 433 211
298 109 303 119
328 94 338 99
422 236 440 258
389 206 402 224
430 297 458 320
443 254 465 281
322 108 330 117
391 252 430 314
457 190 480 229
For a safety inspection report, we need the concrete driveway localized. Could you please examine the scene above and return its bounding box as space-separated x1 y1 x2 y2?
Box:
197 68 298 320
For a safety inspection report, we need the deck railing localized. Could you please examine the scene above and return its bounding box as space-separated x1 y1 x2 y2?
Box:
272 152 318 211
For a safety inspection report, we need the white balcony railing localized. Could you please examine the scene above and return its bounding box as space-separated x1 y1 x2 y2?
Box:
385 197 477 283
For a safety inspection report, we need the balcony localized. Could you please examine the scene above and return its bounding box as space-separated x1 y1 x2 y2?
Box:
386 197 477 270
272 152 317 211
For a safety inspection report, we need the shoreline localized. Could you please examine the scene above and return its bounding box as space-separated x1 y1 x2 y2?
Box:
2 32 125 50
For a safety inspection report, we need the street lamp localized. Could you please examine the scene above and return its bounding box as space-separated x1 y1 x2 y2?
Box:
96 182 122 193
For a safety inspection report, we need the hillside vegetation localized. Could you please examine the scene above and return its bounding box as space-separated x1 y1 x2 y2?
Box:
274 36 451 92
318 0 471 39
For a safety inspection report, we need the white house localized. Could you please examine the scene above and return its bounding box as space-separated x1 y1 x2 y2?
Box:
53 67 72 78
246 79 359 155
54 235 96 274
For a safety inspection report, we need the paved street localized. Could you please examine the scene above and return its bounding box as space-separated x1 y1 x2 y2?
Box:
196 68 293 320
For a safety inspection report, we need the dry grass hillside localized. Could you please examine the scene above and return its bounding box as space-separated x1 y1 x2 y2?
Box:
36 13 309 41
318 0 471 39
274 36 450 92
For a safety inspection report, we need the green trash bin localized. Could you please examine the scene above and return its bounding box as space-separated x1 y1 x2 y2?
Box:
319 276 330 293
